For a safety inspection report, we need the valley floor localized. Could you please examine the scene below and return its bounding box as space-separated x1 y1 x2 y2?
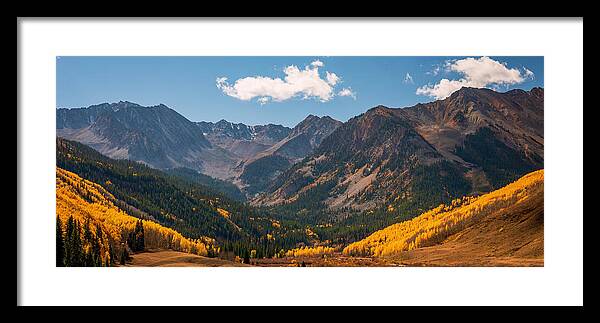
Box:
125 249 249 267
254 253 399 267
254 252 542 267
123 172 544 268
124 248 542 267
384 246 543 267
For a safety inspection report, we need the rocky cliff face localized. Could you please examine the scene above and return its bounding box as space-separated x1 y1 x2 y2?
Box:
253 87 544 214
56 102 237 180
57 103 343 196
237 115 343 196
196 120 291 159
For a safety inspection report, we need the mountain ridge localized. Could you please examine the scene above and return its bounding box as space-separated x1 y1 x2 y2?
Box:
196 120 292 159
56 87 543 215
57 102 244 180
237 114 342 196
57 102 343 191
253 87 544 218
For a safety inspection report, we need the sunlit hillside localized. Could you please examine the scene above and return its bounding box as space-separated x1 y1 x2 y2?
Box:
343 170 544 260
56 167 217 266
285 245 335 257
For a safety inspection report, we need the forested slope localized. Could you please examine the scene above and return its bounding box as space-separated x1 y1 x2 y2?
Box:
343 170 544 265
57 137 260 240
56 137 310 262
56 167 217 266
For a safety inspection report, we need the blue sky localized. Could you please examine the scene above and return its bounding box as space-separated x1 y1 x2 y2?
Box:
57 56 543 127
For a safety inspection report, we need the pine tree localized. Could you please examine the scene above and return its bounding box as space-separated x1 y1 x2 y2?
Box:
96 225 103 244
72 220 83 266
136 219 145 252
56 216 65 267
84 250 93 267
83 218 92 245
120 245 129 265
108 242 115 265
64 216 75 266
128 219 145 252
243 249 250 264
91 228 101 266
81 218 95 267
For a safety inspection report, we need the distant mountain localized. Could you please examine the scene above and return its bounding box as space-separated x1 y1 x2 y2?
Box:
164 167 246 202
260 115 343 161
56 102 342 199
196 120 291 159
56 87 543 210
238 115 343 196
57 101 142 129
57 101 238 180
343 169 544 266
254 87 544 218
399 87 544 188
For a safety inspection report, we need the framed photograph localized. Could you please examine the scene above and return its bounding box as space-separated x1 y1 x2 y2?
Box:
17 18 583 306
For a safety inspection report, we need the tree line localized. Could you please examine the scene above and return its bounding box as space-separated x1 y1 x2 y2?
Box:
56 216 115 267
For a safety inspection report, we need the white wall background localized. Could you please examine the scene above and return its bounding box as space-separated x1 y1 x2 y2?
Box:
17 18 583 306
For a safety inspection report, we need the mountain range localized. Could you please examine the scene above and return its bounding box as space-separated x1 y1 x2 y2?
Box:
56 101 235 179
57 102 342 197
57 87 543 217
195 120 291 159
255 87 543 218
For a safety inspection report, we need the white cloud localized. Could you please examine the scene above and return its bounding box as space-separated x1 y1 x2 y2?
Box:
257 97 270 105
523 67 535 80
338 87 356 100
416 56 530 100
311 60 324 67
326 71 340 86
404 72 414 84
216 77 228 87
216 60 344 103
417 79 466 100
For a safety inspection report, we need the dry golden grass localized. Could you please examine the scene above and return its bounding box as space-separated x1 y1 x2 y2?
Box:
126 249 249 267
343 170 544 266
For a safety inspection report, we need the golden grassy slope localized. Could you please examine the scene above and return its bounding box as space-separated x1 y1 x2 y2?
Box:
285 245 335 257
127 249 249 267
343 170 544 265
56 167 216 263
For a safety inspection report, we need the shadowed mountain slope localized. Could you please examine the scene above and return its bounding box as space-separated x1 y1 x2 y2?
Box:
255 87 543 219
